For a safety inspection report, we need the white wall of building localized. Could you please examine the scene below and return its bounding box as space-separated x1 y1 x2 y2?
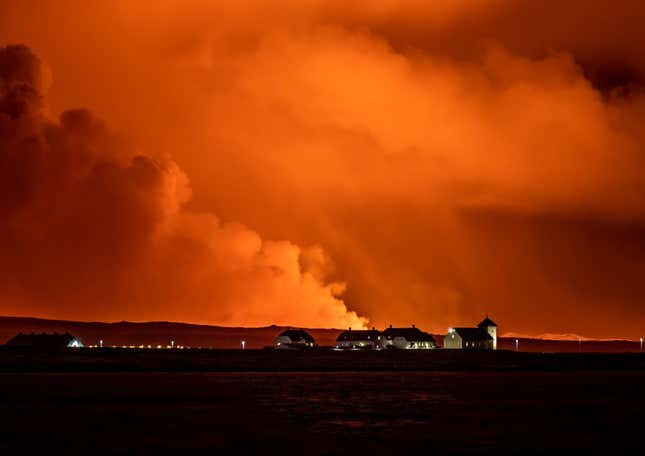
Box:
442 330 463 349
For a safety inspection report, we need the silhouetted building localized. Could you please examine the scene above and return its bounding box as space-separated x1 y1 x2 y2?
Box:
383 325 437 349
275 329 315 349
336 328 384 349
6 332 84 349
443 316 497 350
477 316 497 350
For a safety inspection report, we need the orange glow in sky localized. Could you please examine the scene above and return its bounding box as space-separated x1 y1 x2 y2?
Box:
1 1 645 337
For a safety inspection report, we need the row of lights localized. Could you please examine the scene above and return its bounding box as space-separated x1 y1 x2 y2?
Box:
86 340 251 349
82 337 645 352
87 345 190 349
87 340 189 349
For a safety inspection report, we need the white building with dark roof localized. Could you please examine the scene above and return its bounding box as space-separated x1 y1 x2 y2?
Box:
383 325 437 349
477 316 497 350
275 329 315 349
336 328 384 349
443 316 497 350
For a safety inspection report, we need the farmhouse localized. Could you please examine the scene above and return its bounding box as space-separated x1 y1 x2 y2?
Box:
6 332 84 349
336 328 384 349
443 316 497 350
383 325 437 349
275 329 315 349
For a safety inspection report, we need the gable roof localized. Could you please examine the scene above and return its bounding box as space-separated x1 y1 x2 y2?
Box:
6 332 82 348
453 327 493 342
278 329 314 343
478 316 497 328
383 327 435 342
337 330 381 342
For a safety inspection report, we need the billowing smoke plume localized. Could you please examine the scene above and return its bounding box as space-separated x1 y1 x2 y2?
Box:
2 1 645 337
0 44 367 328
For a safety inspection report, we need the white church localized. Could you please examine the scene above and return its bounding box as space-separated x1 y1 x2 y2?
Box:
443 316 497 350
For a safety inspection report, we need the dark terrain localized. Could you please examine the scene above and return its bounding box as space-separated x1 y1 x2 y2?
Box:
0 370 643 454
2 317 644 454
1 347 645 372
2 316 642 352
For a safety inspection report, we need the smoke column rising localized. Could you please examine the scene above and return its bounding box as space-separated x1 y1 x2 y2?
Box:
1 1 645 337
0 44 367 329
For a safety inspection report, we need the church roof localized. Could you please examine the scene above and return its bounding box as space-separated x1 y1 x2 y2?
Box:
477 316 497 328
453 328 493 342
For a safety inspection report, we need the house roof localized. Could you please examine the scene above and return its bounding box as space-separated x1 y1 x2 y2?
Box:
478 316 497 328
278 329 314 343
337 330 381 342
6 332 81 348
453 327 493 342
383 327 436 342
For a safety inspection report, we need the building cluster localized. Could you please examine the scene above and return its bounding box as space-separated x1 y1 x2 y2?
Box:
3 316 498 351
275 316 498 350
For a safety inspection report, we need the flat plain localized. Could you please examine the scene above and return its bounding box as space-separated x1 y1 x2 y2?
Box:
0 368 643 454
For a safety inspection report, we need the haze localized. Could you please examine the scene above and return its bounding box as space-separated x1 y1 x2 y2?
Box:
1 1 645 338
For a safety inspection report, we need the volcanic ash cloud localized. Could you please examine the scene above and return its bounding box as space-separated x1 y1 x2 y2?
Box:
0 44 367 329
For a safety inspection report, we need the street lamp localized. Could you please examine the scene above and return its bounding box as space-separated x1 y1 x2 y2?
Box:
640 337 643 353
515 339 519 352
241 340 246 350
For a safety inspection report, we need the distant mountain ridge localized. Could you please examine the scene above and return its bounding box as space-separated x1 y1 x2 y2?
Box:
0 316 343 348
1 316 642 352
502 332 632 342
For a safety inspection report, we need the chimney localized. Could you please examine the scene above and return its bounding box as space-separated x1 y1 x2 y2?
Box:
348 327 351 331
412 324 415 328
389 324 392 329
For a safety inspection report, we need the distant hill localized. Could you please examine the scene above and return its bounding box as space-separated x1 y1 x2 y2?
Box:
0 316 343 349
0 316 641 352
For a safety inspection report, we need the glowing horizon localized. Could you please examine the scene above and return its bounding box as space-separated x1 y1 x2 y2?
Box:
1 1 645 338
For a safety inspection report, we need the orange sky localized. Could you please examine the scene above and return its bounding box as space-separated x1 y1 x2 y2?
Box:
1 1 645 337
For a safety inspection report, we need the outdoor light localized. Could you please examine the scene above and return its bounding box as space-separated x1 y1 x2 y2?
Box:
241 340 246 350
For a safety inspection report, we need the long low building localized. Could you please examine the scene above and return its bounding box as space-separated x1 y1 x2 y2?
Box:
336 325 438 350
336 328 384 349
383 325 437 349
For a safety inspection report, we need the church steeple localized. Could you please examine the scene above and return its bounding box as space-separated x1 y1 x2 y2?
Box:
478 315 497 350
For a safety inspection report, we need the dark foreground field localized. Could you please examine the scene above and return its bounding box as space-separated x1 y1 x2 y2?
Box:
2 347 645 372
0 370 643 454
